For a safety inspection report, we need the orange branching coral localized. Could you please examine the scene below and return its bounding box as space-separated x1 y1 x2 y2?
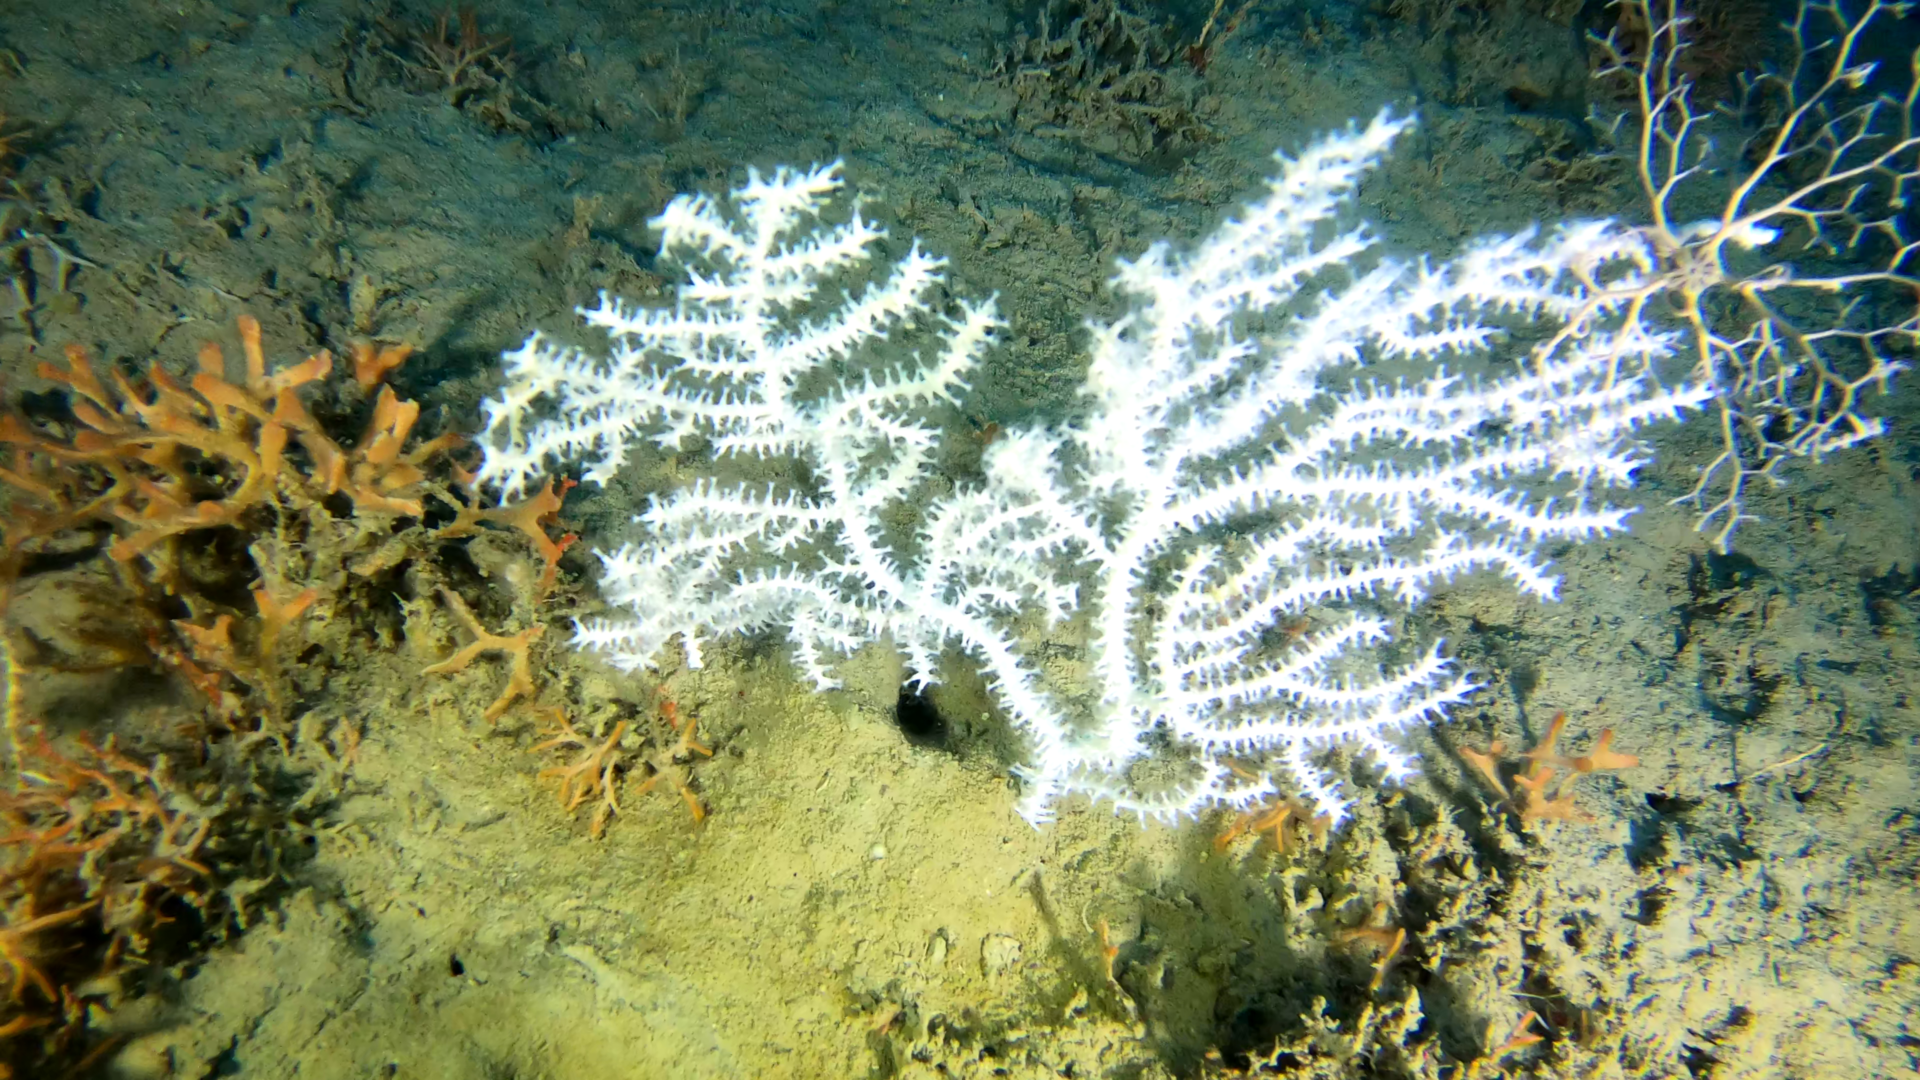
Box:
0 730 218 1073
0 317 569 1065
531 710 627 839
1214 764 1333 857
1336 900 1408 993
529 695 713 838
161 583 320 735
1489 1009 1547 1059
0 315 460 570
372 5 550 134
636 698 713 824
439 476 578 598
0 114 31 177
1214 794 1331 856
422 587 543 722
418 480 585 730
1462 712 1639 824
1 320 573 636
0 316 482 739
3 731 215 936
350 339 413 393
408 7 513 93
253 585 320 662
322 382 462 517
1446 1010 1551 1078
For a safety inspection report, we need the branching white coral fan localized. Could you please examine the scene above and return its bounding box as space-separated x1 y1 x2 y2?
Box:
476 158 1000 679
479 110 1709 826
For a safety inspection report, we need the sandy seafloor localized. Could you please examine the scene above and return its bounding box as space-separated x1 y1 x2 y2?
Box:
0 0 1916 1076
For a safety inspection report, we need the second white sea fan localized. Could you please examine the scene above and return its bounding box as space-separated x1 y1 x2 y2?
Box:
478 111 1709 826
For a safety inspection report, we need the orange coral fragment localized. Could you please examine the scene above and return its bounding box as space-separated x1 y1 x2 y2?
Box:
422 587 543 722
1467 712 1639 824
532 710 629 839
3 317 456 572
350 339 414 392
0 904 96 1004
1214 782 1331 856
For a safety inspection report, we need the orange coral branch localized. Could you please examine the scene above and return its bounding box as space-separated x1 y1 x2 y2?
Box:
350 340 413 392
3 317 453 570
439 477 576 597
422 588 543 722
1467 713 1639 824
533 710 629 838
0 903 96 1003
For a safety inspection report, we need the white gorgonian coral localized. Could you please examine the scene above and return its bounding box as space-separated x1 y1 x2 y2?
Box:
480 112 1709 825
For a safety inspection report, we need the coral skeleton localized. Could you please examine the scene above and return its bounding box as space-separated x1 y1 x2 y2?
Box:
478 109 1722 826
